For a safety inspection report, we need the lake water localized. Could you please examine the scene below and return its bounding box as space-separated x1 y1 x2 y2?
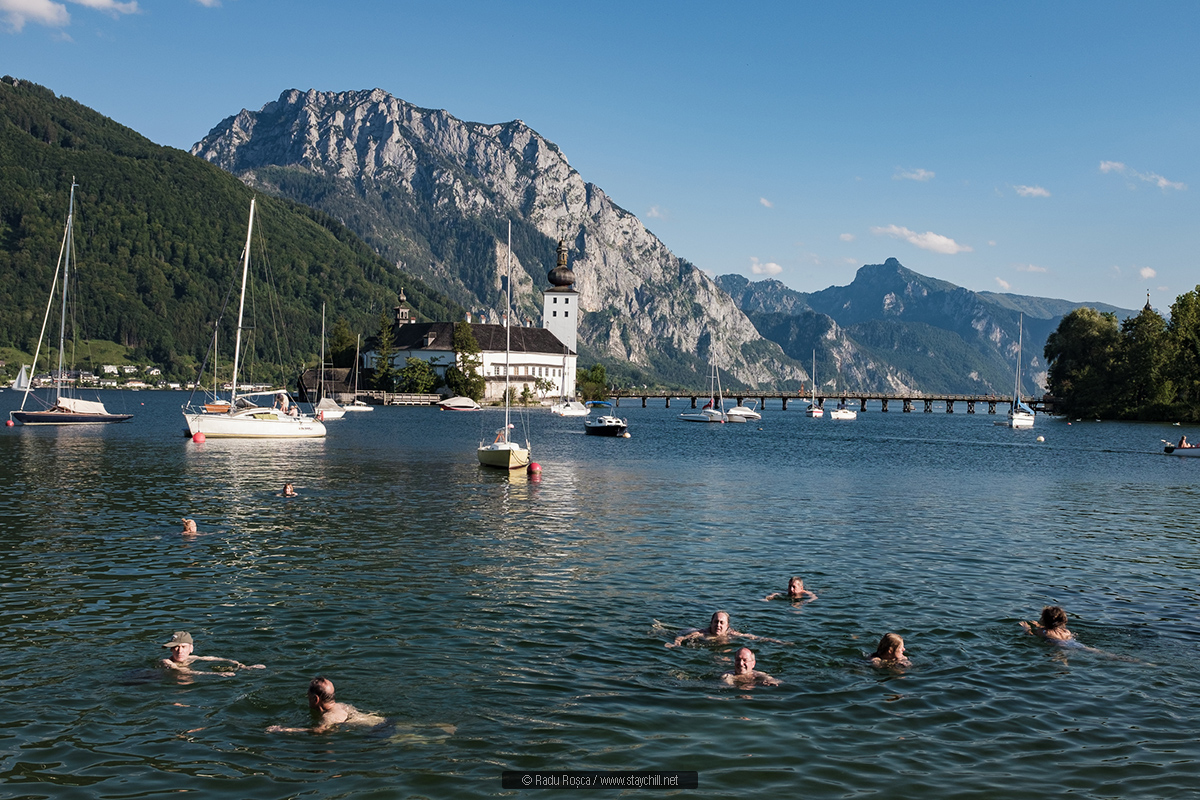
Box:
2 390 1199 798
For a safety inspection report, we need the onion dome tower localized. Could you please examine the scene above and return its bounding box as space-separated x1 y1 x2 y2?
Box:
541 238 579 354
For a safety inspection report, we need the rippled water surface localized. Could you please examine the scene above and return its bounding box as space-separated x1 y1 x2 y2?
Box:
2 391 1199 798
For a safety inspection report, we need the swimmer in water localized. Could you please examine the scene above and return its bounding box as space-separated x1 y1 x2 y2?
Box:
763 576 817 602
667 611 780 648
721 647 780 687
1020 605 1074 642
868 632 911 667
180 518 198 535
267 676 386 734
160 631 264 674
281 483 297 497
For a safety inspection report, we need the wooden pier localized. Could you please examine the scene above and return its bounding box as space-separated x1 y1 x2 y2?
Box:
608 391 1056 414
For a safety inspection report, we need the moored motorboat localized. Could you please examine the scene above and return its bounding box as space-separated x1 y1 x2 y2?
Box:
829 400 856 421
726 399 761 422
584 414 629 436
440 396 481 411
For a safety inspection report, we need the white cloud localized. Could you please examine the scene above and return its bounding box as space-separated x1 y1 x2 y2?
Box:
194 0 220 6
995 277 1011 290
645 205 666 220
750 257 783 276
1014 185 1050 198
839 233 854 242
1100 160 1186 191
988 240 997 247
759 197 773 208
870 224 973 255
1 0 69 30
71 0 137 13
1139 267 1157 279
894 167 935 182
1 0 136 31
1015 263 1047 273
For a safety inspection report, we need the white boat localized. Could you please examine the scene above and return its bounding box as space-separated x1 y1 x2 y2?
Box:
805 351 824 418
829 400 857 421
312 303 346 421
726 398 762 422
998 313 1035 429
11 182 133 426
550 400 588 416
12 365 30 391
478 222 531 469
342 336 373 411
680 364 727 423
584 414 629 436
181 198 326 439
440 396 481 411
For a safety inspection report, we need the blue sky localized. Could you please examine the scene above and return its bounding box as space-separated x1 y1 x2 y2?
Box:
4 1 1196 310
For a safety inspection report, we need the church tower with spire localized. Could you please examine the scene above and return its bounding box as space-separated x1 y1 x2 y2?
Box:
542 238 579 355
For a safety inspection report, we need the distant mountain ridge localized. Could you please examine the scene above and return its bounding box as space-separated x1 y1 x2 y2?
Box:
716 259 1139 395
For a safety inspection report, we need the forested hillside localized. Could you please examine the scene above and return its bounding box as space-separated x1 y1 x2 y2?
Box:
0 77 460 382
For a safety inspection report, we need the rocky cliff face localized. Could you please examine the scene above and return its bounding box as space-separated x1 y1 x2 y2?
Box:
192 88 806 388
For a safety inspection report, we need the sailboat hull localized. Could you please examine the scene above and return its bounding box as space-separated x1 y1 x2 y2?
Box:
477 442 530 469
184 407 326 438
11 409 132 425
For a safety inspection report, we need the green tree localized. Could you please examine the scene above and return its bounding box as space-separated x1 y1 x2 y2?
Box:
1116 304 1172 415
577 363 608 401
372 312 396 391
327 317 357 368
399 357 439 393
519 383 533 406
533 375 555 400
445 321 485 400
1167 287 1200 412
1044 307 1120 418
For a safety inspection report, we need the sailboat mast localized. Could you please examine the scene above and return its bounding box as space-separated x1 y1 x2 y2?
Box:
1015 313 1023 405
56 181 77 404
504 221 512 432
320 302 327 403
229 198 255 404
354 334 361 396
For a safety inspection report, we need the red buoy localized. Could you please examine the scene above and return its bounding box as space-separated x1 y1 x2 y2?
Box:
528 462 542 474
192 432 206 443
5 419 14 427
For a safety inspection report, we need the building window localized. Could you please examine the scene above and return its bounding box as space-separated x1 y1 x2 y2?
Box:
553 310 557 317
564 312 569 318
553 297 558 304
565 298 570 305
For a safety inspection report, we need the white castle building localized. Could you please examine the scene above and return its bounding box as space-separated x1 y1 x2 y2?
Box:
363 239 579 403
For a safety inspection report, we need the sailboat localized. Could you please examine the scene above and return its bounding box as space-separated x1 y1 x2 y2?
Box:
181 198 326 439
12 365 31 391
549 349 587 416
477 222 531 468
342 334 373 411
313 303 346 421
805 351 824 418
679 363 727 423
1000 313 1035 429
10 182 133 425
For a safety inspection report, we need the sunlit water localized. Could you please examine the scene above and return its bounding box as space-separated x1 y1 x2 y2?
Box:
2 390 1199 798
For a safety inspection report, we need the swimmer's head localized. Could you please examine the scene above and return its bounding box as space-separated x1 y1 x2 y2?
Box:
787 577 804 596
710 611 730 635
1040 606 1067 630
734 647 756 675
874 633 904 660
308 676 335 710
163 631 194 662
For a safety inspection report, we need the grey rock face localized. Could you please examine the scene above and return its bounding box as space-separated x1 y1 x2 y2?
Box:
193 88 806 388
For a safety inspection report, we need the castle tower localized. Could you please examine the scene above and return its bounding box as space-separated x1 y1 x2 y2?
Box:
542 238 579 355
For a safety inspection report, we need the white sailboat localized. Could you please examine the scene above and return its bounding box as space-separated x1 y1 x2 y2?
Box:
478 222 531 468
11 181 133 425
12 365 31 391
680 363 727 423
342 334 373 411
549 348 587 416
181 198 326 439
1000 313 1035 429
313 303 345 421
805 351 824 418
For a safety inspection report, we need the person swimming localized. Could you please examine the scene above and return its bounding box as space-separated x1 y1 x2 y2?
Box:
721 647 780 687
1020 605 1074 642
667 611 781 648
763 576 817 602
868 632 911 667
267 676 386 734
160 631 265 675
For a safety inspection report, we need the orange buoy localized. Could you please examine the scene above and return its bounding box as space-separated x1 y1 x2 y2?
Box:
192 432 206 443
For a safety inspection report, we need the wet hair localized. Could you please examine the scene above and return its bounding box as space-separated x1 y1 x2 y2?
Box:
872 633 904 660
308 676 334 702
1039 606 1068 630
